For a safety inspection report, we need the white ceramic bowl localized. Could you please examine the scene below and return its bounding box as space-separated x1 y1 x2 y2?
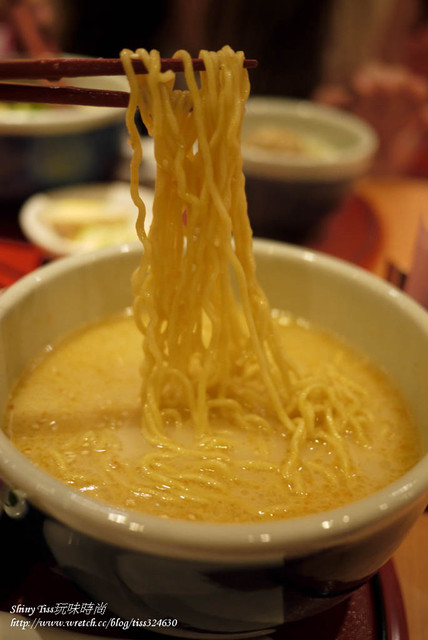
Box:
242 98 378 241
0 70 127 201
0 241 427 638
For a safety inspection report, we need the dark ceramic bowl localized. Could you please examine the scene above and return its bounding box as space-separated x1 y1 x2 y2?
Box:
0 72 126 203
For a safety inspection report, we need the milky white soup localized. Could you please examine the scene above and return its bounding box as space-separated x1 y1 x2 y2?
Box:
3 310 421 523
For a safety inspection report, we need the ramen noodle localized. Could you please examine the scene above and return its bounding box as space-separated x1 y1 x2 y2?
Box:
3 47 422 522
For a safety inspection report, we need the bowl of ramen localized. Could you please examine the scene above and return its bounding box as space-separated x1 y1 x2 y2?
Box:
0 47 426 638
0 67 127 202
242 97 378 241
0 239 427 637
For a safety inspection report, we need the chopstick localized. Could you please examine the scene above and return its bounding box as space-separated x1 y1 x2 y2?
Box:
0 56 257 108
0 82 129 108
0 56 258 80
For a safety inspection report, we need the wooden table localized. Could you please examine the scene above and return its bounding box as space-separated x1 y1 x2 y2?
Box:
354 176 428 277
394 513 428 640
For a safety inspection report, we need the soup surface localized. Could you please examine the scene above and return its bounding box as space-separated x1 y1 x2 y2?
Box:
4 311 421 523
243 125 338 160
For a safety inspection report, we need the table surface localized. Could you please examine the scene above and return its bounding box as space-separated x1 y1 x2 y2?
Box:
393 512 428 640
0 174 427 639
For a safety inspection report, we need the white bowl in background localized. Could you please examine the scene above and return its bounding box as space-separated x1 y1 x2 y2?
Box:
242 97 378 241
243 97 377 182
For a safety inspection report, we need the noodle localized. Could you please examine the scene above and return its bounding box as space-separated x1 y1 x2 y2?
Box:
119 46 373 502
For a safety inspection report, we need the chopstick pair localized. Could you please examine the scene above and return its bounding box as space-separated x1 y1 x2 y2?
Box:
0 57 258 108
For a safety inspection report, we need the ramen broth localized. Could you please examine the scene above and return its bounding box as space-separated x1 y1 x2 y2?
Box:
3 310 421 523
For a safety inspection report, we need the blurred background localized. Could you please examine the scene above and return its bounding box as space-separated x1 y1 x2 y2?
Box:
6 0 428 176
1 0 428 283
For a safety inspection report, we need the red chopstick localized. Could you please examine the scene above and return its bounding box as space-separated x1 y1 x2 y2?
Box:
0 56 257 108
0 82 129 108
0 57 258 80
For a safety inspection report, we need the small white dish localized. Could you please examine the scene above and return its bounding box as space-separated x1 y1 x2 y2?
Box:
19 182 153 258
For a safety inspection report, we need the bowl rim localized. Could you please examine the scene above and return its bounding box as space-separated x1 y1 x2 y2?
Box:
242 96 379 181
0 240 427 562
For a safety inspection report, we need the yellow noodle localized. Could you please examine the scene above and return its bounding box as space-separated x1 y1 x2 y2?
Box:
117 45 381 510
